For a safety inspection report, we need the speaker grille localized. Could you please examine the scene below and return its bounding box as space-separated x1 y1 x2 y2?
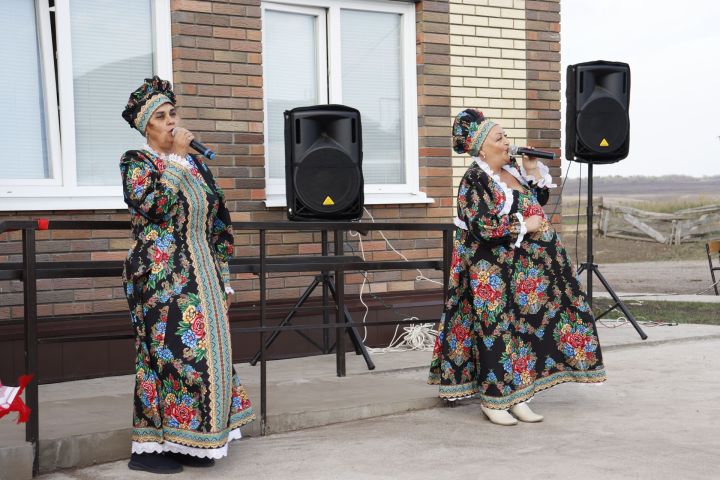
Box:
576 95 629 154
294 147 361 213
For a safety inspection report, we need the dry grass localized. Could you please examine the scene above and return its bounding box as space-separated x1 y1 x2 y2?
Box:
592 298 720 326
561 196 720 217
617 196 720 214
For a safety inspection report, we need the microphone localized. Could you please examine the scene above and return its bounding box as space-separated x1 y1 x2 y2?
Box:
510 145 555 160
172 129 216 160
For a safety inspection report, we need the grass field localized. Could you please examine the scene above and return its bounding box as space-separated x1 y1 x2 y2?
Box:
619 196 720 213
561 195 720 218
592 298 720 326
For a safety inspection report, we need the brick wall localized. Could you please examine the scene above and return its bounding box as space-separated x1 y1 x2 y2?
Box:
448 0 561 206
215 0 454 304
0 0 452 322
171 0 265 216
525 0 562 222
0 0 562 324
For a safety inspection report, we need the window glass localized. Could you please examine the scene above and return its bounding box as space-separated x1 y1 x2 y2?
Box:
1 0 49 179
70 0 153 185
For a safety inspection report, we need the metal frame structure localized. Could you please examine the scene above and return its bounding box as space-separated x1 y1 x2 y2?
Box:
0 219 454 476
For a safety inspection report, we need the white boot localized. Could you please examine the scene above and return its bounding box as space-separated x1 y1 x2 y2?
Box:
480 405 518 426
509 402 544 423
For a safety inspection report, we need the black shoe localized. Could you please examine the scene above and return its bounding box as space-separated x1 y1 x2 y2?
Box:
128 453 183 474
167 452 216 468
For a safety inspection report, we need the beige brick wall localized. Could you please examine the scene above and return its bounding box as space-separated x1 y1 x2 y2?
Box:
449 0 529 186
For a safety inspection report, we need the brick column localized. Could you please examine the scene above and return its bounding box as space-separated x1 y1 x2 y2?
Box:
448 0 531 191
171 0 265 219
416 0 454 208
525 0 562 222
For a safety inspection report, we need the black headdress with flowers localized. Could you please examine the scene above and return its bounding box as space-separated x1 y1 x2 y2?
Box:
121 76 176 135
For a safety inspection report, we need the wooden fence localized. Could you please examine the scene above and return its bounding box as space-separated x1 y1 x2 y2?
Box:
598 200 720 244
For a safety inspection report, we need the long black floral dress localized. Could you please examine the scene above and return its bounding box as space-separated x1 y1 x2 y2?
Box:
121 146 254 457
428 158 606 409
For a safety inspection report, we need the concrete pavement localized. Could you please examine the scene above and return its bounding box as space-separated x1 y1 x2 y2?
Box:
38 336 720 480
2 322 720 479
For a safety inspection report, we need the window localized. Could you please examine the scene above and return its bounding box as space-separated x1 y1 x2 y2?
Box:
0 0 172 211
262 0 430 206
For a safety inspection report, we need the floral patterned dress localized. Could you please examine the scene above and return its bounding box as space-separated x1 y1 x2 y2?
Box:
428 158 606 409
121 147 254 458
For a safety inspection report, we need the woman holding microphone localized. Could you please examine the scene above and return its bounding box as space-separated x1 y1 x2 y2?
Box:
429 109 606 425
120 76 254 473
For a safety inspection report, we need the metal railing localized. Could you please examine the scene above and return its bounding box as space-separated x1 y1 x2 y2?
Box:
0 219 454 476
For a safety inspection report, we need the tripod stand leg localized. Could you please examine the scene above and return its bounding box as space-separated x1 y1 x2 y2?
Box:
249 276 323 366
591 266 648 340
326 278 376 371
325 279 362 355
321 230 330 353
578 163 646 340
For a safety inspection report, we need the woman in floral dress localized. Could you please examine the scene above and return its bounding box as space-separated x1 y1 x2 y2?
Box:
120 77 254 473
429 109 606 426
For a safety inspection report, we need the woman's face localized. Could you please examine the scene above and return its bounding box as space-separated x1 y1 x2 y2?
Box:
479 124 510 170
145 102 178 149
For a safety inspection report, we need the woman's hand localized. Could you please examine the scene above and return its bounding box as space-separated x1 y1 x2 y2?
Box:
524 215 544 233
521 154 538 173
171 127 194 158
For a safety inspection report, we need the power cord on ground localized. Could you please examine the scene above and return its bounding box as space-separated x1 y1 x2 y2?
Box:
344 207 440 352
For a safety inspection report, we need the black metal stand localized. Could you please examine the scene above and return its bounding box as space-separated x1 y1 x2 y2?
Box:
249 231 375 371
249 273 375 369
577 163 647 340
22 227 39 476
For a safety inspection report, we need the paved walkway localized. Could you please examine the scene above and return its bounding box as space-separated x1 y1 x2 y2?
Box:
593 260 715 295
594 292 720 303
38 336 720 480
2 322 719 479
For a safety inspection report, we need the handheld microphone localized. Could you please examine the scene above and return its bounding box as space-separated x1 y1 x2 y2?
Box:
510 145 555 160
172 129 216 160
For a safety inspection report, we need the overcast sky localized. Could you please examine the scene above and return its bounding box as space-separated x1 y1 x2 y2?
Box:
560 0 720 178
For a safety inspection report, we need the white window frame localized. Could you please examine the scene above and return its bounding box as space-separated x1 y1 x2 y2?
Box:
0 0 173 211
262 3 329 199
262 0 432 207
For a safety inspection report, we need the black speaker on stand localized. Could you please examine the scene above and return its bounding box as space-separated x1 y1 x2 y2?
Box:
284 104 364 221
250 104 375 371
566 60 647 340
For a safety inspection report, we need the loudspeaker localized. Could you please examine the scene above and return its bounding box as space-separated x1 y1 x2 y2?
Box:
565 61 630 164
284 105 364 221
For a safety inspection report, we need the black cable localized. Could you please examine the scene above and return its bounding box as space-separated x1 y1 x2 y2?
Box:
546 158 574 221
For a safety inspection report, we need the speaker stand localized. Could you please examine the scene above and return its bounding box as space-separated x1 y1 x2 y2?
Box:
249 274 376 370
577 163 647 340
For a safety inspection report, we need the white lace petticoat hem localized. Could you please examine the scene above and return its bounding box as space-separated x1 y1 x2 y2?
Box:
446 394 476 402
131 428 242 459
